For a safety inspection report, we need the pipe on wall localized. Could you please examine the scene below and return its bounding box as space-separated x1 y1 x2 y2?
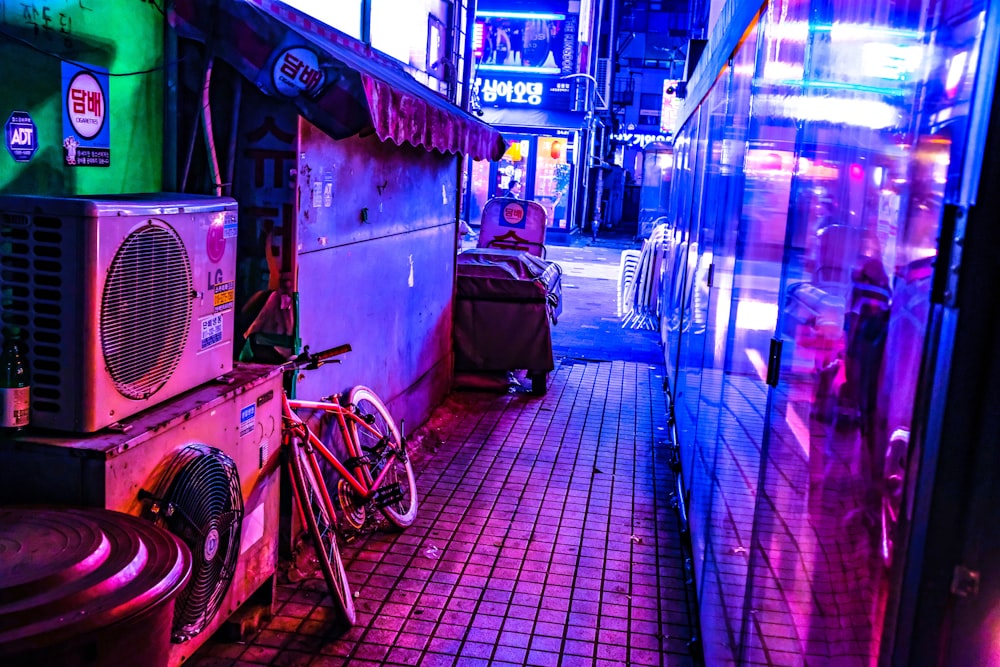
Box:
163 1 178 191
201 59 224 197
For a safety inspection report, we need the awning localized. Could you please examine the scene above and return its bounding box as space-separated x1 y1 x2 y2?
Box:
170 0 507 161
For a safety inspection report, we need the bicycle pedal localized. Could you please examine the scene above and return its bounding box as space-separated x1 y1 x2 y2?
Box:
372 483 405 508
343 455 371 469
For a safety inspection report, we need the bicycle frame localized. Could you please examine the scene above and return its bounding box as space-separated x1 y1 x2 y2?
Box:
283 396 404 503
272 342 414 626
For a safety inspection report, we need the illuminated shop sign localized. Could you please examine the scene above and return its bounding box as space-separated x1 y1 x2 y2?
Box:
474 75 574 110
660 79 680 134
474 10 578 76
611 132 671 148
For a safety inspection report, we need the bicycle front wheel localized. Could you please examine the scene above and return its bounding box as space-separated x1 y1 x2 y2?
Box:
347 386 418 528
287 437 357 625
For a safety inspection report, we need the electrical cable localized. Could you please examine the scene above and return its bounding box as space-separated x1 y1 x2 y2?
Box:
0 25 181 77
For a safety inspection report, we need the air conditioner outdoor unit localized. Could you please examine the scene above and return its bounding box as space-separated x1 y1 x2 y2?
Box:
0 193 238 432
0 364 283 667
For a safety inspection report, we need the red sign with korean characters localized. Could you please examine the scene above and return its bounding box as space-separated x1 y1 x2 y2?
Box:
271 47 325 98
501 201 528 229
68 71 105 139
61 62 110 166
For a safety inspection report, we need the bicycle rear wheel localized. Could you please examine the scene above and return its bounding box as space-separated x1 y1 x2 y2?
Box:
347 386 418 528
287 436 357 625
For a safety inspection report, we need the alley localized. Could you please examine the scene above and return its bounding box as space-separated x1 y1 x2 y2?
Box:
189 240 694 667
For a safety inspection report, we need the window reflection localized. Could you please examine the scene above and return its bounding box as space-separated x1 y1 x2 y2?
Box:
282 0 362 38
663 0 983 664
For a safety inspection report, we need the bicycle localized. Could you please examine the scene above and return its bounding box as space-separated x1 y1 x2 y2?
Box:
278 343 418 625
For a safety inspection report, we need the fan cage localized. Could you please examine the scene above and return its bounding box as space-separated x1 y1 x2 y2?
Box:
101 222 193 400
154 444 244 643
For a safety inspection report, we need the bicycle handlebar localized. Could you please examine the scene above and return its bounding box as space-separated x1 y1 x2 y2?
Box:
279 343 353 372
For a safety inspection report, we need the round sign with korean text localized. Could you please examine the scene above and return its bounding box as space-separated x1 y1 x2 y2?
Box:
271 47 325 98
66 71 106 140
501 201 527 228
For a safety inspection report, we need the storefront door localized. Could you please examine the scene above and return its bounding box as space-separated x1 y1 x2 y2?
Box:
466 131 576 232
532 134 573 231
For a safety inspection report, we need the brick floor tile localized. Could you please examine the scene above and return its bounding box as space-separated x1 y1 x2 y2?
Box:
453 657 491 667
304 656 348 667
252 629 291 648
493 644 528 663
393 632 430 651
519 569 548 584
445 596 478 613
545 573 575 588
530 634 564 653
498 629 532 647
540 593 572 611
574 586 602 601
568 611 599 628
427 636 464 655
597 628 628 645
361 627 399 646
235 645 280 663
630 646 664 665
565 637 597 656
513 585 544 600
596 643 628 662
502 616 535 635
352 642 391 662
278 601 315 619
526 648 562 666
412 605 444 622
418 653 457 667
459 641 495 659
507 603 539 620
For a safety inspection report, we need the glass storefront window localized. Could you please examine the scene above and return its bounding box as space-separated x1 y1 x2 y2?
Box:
282 1 363 38
533 135 572 230
466 130 581 233
468 159 492 224
496 138 531 198
663 0 992 664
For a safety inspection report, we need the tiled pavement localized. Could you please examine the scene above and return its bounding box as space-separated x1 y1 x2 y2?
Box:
189 236 696 666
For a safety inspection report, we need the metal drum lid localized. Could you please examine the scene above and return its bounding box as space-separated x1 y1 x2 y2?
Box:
0 506 192 654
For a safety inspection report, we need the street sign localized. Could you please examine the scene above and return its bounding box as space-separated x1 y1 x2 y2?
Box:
5 111 38 163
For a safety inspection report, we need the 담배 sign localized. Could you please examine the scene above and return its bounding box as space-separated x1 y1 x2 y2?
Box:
62 62 110 167
5 111 38 162
500 201 528 229
256 34 326 100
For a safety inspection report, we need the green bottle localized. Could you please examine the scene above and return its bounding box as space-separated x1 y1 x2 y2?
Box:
0 325 30 431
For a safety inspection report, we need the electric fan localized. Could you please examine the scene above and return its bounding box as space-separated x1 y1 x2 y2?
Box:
140 444 244 643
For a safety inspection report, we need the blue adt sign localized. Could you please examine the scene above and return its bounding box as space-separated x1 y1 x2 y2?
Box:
5 111 38 162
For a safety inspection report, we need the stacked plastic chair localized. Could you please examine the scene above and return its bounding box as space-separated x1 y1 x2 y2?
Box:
620 222 668 330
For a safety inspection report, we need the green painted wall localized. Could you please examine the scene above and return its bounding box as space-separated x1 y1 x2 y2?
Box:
0 0 165 195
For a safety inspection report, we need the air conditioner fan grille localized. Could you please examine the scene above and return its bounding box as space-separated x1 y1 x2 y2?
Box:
147 444 244 643
101 223 192 400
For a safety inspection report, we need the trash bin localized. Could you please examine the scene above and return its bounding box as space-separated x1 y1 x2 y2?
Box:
0 506 192 667
454 248 562 394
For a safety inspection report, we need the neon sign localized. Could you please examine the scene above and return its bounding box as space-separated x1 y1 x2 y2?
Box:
474 75 573 110
611 132 671 148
